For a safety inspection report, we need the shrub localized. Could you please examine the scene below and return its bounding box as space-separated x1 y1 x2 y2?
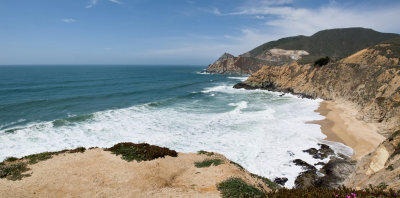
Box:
0 146 87 181
197 150 214 156
387 165 394 171
389 130 400 141
69 147 86 153
0 162 30 181
230 160 245 170
24 152 55 164
314 56 330 67
4 157 18 162
250 173 280 190
217 177 264 198
105 142 178 162
22 146 87 164
195 159 223 168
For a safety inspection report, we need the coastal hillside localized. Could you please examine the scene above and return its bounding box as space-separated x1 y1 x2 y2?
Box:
245 28 399 62
235 37 400 134
207 28 399 74
205 55 271 75
234 37 400 189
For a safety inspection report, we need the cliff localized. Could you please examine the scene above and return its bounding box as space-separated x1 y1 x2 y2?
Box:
234 37 400 189
206 56 270 75
206 28 399 75
235 62 400 135
206 49 309 75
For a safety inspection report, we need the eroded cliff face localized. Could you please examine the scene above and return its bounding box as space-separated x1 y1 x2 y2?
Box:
206 56 267 75
234 42 400 189
346 131 400 189
236 63 399 136
206 49 309 75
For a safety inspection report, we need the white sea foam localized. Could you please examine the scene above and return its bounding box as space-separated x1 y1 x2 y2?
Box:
227 76 248 81
0 119 26 129
195 71 211 75
0 83 352 188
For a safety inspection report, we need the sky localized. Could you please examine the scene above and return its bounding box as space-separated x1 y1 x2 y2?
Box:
1 0 400 65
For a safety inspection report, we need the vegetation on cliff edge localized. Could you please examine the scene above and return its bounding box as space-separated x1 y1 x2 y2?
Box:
105 142 178 162
0 146 86 181
195 158 223 168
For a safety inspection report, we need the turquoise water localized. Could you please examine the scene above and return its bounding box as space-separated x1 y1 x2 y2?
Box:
0 65 350 187
0 66 223 129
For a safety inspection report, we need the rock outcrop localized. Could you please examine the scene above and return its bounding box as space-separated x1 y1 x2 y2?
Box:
216 52 234 62
206 55 269 75
293 144 357 189
345 130 400 189
207 49 310 75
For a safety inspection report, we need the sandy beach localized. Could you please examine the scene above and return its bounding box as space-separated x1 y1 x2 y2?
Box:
311 101 386 160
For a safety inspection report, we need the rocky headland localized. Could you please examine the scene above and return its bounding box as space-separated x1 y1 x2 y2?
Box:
207 28 398 75
234 36 400 189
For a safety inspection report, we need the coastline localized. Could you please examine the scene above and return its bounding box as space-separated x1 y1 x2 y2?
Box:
310 101 385 160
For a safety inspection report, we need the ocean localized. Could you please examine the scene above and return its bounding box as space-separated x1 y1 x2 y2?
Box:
0 65 352 187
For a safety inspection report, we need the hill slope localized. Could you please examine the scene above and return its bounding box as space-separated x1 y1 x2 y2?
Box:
245 27 399 62
207 28 399 74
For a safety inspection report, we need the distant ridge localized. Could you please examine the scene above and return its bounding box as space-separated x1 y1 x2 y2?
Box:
243 27 399 63
207 27 399 74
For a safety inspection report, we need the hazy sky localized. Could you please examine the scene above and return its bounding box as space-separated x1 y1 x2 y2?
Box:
1 0 399 65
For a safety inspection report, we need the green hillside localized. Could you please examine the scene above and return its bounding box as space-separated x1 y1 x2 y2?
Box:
246 27 399 63
372 36 400 59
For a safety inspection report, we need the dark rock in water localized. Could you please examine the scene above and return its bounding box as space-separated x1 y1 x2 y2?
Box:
233 82 258 90
314 162 326 166
314 156 356 188
293 159 319 188
319 144 335 156
233 81 316 99
274 177 288 186
293 159 317 172
298 93 314 99
303 148 318 156
303 144 335 160
294 155 356 189
295 170 318 188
